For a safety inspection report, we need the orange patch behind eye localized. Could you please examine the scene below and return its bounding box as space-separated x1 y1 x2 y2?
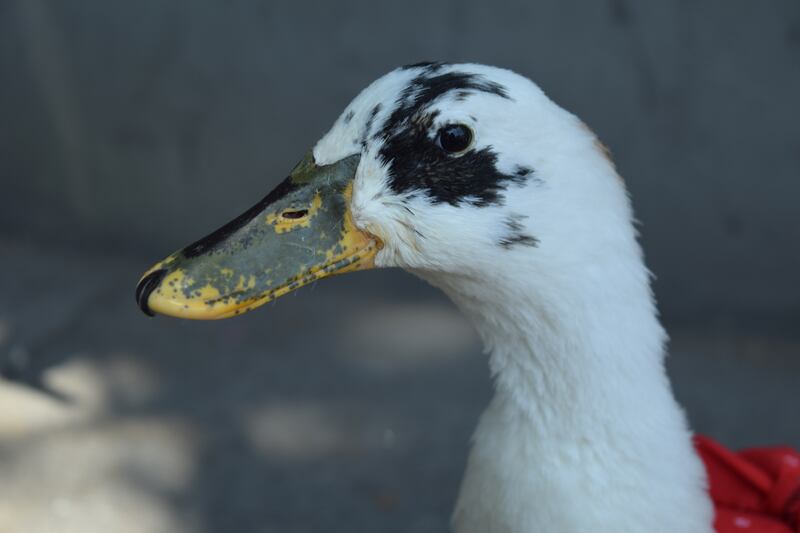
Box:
579 120 624 184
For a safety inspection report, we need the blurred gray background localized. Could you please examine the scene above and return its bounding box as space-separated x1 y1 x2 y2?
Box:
0 1 798 532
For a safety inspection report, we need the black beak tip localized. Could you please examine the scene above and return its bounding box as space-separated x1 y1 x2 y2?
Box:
136 269 167 317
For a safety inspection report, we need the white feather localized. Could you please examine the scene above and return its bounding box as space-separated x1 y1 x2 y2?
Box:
315 63 714 533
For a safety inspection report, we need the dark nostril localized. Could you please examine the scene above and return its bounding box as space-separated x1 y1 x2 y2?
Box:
136 269 167 317
281 209 308 220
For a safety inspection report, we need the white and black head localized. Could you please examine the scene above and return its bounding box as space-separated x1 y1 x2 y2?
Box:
137 62 636 320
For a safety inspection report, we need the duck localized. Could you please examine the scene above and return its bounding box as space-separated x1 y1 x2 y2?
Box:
135 62 800 533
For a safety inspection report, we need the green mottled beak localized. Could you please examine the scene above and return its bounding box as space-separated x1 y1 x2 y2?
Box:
136 152 381 320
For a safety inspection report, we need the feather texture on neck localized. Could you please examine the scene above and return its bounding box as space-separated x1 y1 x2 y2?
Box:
418 231 713 532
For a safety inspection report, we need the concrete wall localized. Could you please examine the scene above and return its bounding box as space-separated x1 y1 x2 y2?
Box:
1 0 799 321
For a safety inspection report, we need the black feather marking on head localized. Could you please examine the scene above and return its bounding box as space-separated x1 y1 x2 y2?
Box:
401 61 446 72
513 165 534 180
499 214 538 249
513 165 543 187
381 71 509 140
343 110 355 124
360 103 382 149
377 70 517 207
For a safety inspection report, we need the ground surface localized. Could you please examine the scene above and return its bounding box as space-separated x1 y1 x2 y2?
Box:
1 236 798 533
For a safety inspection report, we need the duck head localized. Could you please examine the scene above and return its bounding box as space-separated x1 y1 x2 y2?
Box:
137 62 628 320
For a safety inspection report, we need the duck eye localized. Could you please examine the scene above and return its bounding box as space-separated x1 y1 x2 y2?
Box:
281 209 308 220
437 124 473 154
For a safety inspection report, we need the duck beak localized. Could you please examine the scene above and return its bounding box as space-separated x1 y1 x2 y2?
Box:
135 152 381 320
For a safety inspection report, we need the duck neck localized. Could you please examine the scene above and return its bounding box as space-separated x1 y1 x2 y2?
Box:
465 270 670 435
418 262 713 532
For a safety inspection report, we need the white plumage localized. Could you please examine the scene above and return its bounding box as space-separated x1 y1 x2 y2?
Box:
314 63 714 533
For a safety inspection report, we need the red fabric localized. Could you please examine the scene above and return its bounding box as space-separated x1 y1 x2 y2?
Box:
696 435 800 532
